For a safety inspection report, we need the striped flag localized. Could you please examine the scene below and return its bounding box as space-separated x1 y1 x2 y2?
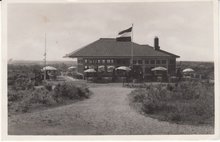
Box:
116 27 132 41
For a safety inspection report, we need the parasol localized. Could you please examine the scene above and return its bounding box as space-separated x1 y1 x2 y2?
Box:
68 66 77 70
183 68 194 73
116 66 131 71
42 66 57 71
84 68 96 73
151 67 167 71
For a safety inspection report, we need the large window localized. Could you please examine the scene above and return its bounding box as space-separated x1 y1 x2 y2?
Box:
133 60 137 65
138 60 143 64
111 59 114 63
145 60 149 64
78 59 83 64
156 60 161 64
107 59 111 64
162 60 166 64
150 60 155 64
89 59 93 64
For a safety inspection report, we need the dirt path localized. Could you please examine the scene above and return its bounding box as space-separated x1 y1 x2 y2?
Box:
8 85 213 135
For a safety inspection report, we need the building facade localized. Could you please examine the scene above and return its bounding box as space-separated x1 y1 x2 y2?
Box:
65 37 179 79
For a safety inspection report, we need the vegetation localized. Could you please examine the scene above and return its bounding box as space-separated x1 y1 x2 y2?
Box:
129 81 214 125
8 63 91 115
8 82 91 114
177 61 214 80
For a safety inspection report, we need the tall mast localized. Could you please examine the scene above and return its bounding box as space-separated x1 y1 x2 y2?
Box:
44 32 47 81
131 23 134 68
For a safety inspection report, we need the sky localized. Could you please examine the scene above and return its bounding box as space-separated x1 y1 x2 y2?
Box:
7 1 214 61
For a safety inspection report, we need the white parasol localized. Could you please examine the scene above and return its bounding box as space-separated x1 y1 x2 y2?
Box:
68 66 77 70
42 66 57 71
151 67 167 71
183 68 194 73
116 66 131 71
84 68 96 73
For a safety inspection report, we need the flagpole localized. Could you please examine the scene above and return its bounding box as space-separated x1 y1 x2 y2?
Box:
44 32 47 81
131 24 134 68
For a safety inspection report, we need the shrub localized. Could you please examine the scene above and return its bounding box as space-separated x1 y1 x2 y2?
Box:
8 82 91 114
130 89 146 103
129 81 214 125
28 88 55 105
53 82 91 100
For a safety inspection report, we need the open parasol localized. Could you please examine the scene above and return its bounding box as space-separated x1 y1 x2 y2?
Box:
68 66 77 70
116 66 131 71
151 67 167 71
183 68 194 73
42 66 57 71
84 68 96 73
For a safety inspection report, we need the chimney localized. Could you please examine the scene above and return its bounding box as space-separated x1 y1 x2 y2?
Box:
154 36 160 50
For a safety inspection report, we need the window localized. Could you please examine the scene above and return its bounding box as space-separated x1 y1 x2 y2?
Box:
78 59 83 64
84 66 88 69
138 60 143 64
150 60 155 64
84 59 88 63
102 59 105 63
145 60 149 64
98 60 101 64
89 59 92 64
162 60 166 64
107 59 111 63
133 60 137 64
111 59 114 63
156 60 161 64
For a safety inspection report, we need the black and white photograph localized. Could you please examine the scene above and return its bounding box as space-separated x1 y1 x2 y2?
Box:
1 0 219 140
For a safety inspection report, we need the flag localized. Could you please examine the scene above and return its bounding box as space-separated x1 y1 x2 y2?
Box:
116 27 132 41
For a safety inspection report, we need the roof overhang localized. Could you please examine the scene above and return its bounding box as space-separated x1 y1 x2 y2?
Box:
66 55 180 59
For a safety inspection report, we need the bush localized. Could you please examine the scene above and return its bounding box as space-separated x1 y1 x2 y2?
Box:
53 82 91 101
129 81 214 125
8 82 91 114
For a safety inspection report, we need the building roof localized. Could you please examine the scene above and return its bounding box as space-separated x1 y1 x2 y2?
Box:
66 38 180 58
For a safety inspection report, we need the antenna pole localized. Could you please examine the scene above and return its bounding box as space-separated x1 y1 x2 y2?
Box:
131 24 134 68
44 32 47 81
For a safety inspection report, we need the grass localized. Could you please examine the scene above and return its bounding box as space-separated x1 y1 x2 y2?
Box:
129 81 214 125
8 81 92 114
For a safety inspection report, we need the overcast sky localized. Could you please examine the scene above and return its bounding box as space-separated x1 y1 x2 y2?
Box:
8 1 214 61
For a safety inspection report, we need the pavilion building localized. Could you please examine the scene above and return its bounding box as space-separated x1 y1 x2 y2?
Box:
65 37 180 80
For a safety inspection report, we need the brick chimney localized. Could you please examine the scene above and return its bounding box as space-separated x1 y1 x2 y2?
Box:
154 36 160 50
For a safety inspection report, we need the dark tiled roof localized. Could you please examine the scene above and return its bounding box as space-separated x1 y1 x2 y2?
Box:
66 38 179 58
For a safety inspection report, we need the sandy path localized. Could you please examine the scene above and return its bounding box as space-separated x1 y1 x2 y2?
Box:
8 85 214 135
